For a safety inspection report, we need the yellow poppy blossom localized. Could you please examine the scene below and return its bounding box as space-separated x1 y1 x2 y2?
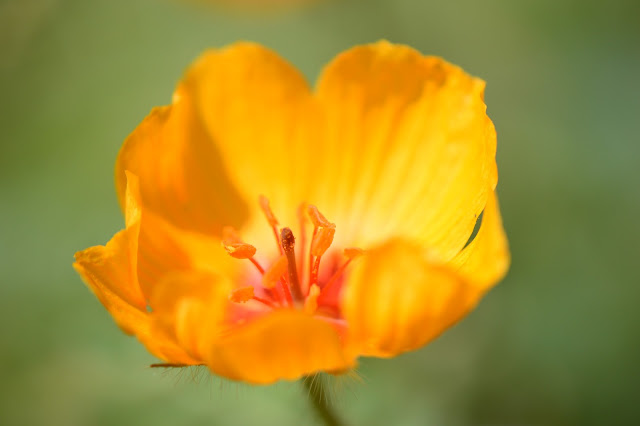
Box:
74 41 509 385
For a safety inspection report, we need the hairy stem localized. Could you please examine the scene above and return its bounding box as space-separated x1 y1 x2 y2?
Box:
302 375 343 426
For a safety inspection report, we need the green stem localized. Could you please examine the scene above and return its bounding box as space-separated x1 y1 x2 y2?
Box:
302 375 343 426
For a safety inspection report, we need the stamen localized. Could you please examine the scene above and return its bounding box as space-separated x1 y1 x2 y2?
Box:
229 286 278 308
305 205 336 289
281 227 304 303
307 205 334 228
344 247 365 259
297 203 308 291
259 195 279 227
222 200 357 318
319 247 364 297
259 195 283 255
262 255 288 289
309 227 335 287
304 284 320 314
222 226 264 274
229 286 255 303
311 227 335 257
258 255 290 306
308 226 318 291
252 294 278 309
279 279 294 306
223 243 256 259
307 205 333 292
249 258 265 275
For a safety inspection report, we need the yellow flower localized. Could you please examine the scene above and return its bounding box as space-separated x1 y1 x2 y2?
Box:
74 41 509 385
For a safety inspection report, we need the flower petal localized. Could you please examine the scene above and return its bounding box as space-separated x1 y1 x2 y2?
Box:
74 259 193 363
151 41 497 260
451 191 510 291
180 42 319 229
208 310 352 384
148 271 232 362
113 168 236 299
134 200 236 298
115 82 249 236
74 172 146 323
343 240 481 358
313 41 498 259
74 256 195 364
73 258 146 335
74 173 196 363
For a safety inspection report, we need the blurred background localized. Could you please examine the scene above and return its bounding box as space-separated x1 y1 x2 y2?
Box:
1 0 639 424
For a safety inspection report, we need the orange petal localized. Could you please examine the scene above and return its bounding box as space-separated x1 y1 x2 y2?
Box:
179 42 318 228
74 172 199 364
95 171 233 301
451 191 510 291
115 82 249 237
73 259 145 335
312 41 497 259
74 172 146 326
136 212 235 295
137 328 199 365
145 41 499 263
148 271 232 362
342 239 481 358
208 310 352 384
73 258 195 365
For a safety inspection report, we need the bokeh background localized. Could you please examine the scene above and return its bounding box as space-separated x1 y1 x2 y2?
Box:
1 0 639 424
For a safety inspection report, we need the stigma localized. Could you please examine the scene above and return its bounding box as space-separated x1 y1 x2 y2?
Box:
222 197 363 317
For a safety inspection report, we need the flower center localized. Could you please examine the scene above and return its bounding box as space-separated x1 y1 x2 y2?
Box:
222 196 363 319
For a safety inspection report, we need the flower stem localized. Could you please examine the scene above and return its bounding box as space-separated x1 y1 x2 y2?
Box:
302 375 343 426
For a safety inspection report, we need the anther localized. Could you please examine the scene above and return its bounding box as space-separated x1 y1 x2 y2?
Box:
229 286 276 308
223 243 257 259
281 227 304 303
309 227 335 288
311 227 335 257
221 226 264 273
222 226 257 259
306 206 336 289
307 205 335 228
229 286 254 303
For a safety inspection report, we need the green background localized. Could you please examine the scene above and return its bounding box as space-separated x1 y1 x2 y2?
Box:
1 0 639 424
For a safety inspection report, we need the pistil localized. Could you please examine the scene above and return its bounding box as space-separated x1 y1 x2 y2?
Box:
281 227 304 304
